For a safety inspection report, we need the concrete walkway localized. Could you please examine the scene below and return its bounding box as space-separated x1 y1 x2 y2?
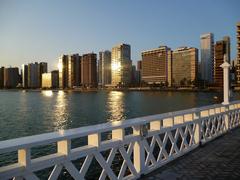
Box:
141 128 240 180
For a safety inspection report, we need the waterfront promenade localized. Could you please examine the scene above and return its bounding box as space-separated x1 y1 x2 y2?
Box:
142 127 240 180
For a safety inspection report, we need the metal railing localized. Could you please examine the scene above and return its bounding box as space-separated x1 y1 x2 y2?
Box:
0 101 240 180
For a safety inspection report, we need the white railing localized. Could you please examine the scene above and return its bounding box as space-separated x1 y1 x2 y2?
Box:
0 101 240 180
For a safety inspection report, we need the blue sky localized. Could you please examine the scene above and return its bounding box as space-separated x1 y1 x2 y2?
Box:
0 0 239 71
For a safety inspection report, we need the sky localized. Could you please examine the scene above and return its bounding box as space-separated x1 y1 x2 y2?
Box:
0 0 239 71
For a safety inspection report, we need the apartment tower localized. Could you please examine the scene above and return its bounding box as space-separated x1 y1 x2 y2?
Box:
141 46 172 86
111 44 132 86
58 54 81 89
214 37 231 88
21 64 28 88
81 53 97 87
4 67 20 88
200 33 214 83
172 47 198 86
98 50 111 86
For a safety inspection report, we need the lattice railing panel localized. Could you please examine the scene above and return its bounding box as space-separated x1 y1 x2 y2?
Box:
201 113 226 143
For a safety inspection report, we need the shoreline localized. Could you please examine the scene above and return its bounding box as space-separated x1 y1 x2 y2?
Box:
0 87 232 93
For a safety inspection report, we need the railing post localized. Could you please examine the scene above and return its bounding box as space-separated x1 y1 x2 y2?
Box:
223 105 230 131
133 125 145 176
150 120 161 130
57 140 71 155
220 58 230 105
112 128 125 140
18 148 31 167
88 133 101 147
193 112 201 145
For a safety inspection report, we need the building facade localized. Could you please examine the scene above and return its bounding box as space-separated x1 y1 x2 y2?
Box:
172 47 198 86
98 50 111 86
42 70 59 89
21 64 28 88
42 73 52 88
214 37 231 87
137 60 142 83
58 54 81 89
39 62 48 87
4 67 19 88
200 33 214 83
51 70 59 89
111 44 132 86
81 53 97 87
236 22 240 85
25 62 47 88
28 63 40 88
68 54 81 88
0 67 4 88
141 46 172 86
58 55 68 89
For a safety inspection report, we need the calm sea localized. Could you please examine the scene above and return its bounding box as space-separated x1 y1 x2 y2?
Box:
0 90 239 179
0 90 239 141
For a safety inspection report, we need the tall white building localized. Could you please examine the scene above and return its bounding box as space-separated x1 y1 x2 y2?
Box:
111 44 132 86
98 50 111 86
200 33 214 83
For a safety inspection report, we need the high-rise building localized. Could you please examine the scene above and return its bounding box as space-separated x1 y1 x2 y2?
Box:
28 63 40 88
167 50 173 86
131 65 140 85
172 47 198 86
42 70 59 89
42 73 52 88
58 55 68 89
0 67 4 88
4 67 20 88
111 44 132 86
39 62 47 87
141 46 172 86
23 62 47 88
223 36 231 62
230 58 237 84
68 54 81 88
51 70 59 89
81 53 97 87
137 60 142 71
137 60 142 83
22 64 28 88
58 54 81 89
98 50 111 86
236 22 240 85
214 37 230 87
200 33 214 83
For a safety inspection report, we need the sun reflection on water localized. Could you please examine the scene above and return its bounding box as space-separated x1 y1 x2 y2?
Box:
107 91 125 122
53 91 69 130
42 90 53 97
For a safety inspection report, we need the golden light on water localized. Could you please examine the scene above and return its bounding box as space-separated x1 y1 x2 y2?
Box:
42 90 53 97
58 90 64 96
53 91 68 130
107 91 125 121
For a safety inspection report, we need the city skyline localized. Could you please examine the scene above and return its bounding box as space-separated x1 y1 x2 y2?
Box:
0 0 240 71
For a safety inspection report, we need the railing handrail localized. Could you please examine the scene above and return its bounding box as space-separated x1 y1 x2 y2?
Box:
0 100 239 154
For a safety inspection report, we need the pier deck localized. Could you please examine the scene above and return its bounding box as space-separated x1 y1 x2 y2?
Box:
142 128 240 180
